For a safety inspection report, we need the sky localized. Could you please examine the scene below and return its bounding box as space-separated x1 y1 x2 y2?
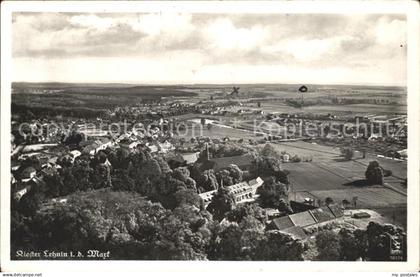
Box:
12 12 407 85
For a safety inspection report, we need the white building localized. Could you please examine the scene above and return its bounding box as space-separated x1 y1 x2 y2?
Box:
199 177 264 207
70 150 81 161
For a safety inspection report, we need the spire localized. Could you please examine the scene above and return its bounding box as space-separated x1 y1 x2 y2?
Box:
205 142 210 161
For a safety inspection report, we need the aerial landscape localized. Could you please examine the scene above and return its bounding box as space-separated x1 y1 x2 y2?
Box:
11 82 408 261
9 12 408 261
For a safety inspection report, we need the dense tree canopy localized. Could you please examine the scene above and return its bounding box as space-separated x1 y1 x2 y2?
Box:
257 177 292 214
203 142 255 159
17 190 214 260
206 187 236 222
251 156 289 184
11 137 406 262
315 230 341 261
338 228 367 261
260 144 282 160
366 222 406 261
226 203 268 224
365 161 384 185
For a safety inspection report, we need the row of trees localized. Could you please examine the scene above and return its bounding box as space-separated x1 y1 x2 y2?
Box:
14 139 293 222
12 190 306 260
12 187 407 261
315 222 406 261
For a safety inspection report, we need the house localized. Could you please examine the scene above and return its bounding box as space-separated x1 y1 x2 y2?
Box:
368 133 382 141
70 150 81 160
168 152 200 169
125 141 141 150
199 177 264 207
52 198 68 204
130 141 140 149
290 200 317 213
309 206 335 222
104 158 112 167
11 160 21 172
270 215 295 230
199 190 218 205
11 174 17 185
147 144 159 153
81 138 112 155
265 208 282 219
116 133 128 143
20 166 36 182
181 152 199 165
289 211 317 227
397 149 407 159
82 142 98 155
228 181 255 203
15 186 30 201
268 204 343 234
354 115 369 122
48 156 58 165
158 141 175 153
14 177 46 201
248 177 264 194
278 226 307 239
95 138 112 151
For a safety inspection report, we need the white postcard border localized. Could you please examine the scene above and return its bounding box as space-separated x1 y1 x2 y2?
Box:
1 1 419 273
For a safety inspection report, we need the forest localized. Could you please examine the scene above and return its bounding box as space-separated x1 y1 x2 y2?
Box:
11 142 406 261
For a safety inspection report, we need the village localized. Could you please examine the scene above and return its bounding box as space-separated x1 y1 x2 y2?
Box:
5 7 416 267
10 85 408 251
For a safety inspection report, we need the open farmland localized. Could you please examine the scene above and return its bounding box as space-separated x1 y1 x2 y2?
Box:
173 121 259 140
266 141 407 195
250 101 406 116
306 187 406 208
302 104 406 115
269 141 341 162
283 162 351 191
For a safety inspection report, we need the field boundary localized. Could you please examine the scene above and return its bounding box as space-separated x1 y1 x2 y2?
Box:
382 183 407 196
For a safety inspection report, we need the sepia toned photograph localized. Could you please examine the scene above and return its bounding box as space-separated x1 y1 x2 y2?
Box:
1 1 419 273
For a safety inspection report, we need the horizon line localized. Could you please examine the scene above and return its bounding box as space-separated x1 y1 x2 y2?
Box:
11 81 407 88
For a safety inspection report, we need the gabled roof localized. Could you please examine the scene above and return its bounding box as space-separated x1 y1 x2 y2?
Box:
83 143 98 153
310 206 335 222
147 144 159 153
290 201 317 213
280 226 307 239
249 177 263 187
270 204 344 231
48 156 58 164
199 190 217 202
327 204 344 218
181 152 199 164
271 215 295 230
70 150 81 156
40 167 56 176
289 211 317 227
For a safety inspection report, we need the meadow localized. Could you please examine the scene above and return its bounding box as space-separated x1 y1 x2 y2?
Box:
12 82 407 118
272 141 406 185
308 187 406 208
